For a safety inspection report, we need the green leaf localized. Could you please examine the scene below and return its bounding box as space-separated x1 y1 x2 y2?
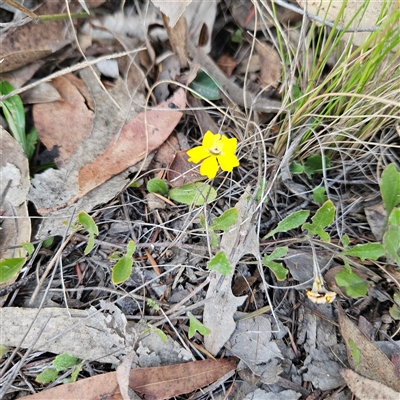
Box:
342 234 350 249
147 299 160 311
263 260 288 281
265 210 310 238
341 243 386 261
42 237 54 248
78 211 99 235
53 354 78 372
255 179 268 202
265 246 288 260
169 183 217 206
312 186 327 204
207 251 233 275
380 163 400 216
152 326 168 343
187 312 211 338
335 269 368 298
262 247 288 281
210 208 238 232
0 258 26 283
302 200 335 242
0 81 28 155
289 161 304 174
189 71 221 100
210 231 219 249
147 178 169 196
389 304 400 320
112 256 133 285
348 338 361 366
36 368 58 384
231 29 243 44
68 360 85 383
393 290 400 307
304 155 330 177
21 242 34 257
26 126 38 160
199 214 206 228
383 208 400 265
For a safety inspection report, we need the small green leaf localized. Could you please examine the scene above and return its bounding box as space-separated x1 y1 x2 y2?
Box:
207 251 233 275
112 256 133 285
349 339 361 366
111 241 135 285
42 237 54 249
302 200 335 242
210 208 238 232
255 179 268 202
36 368 58 384
0 81 28 155
26 126 38 160
85 233 95 255
289 161 304 174
199 214 206 228
0 258 26 283
68 360 85 383
264 246 288 261
341 243 386 261
147 178 169 196
147 299 160 311
210 231 219 249
53 354 78 372
335 269 368 298
263 260 288 281
312 186 327 204
380 163 400 217
393 290 400 307
187 312 211 338
21 242 34 257
265 210 310 238
169 183 217 206
78 211 99 235
126 240 136 258
389 304 400 320
231 29 243 43
262 247 288 281
189 71 221 100
342 234 350 249
152 326 168 343
304 155 330 177
383 208 400 265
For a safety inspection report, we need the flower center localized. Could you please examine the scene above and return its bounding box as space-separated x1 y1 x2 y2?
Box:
209 147 222 155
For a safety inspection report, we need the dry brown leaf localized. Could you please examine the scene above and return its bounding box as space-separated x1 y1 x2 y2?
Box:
129 358 238 399
255 42 281 88
217 54 237 77
152 0 192 28
337 302 400 392
33 74 95 167
0 1 73 73
76 88 186 200
20 82 62 104
341 369 400 400
19 358 238 400
0 128 31 304
167 150 203 188
162 13 188 68
365 202 386 241
117 351 137 400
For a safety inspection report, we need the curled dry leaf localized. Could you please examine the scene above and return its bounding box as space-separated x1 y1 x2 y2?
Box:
0 0 73 73
337 302 400 392
255 42 281 89
341 369 400 400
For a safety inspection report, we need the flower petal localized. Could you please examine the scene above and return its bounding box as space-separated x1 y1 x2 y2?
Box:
187 146 210 163
218 153 240 172
220 136 237 154
200 156 219 179
202 130 218 149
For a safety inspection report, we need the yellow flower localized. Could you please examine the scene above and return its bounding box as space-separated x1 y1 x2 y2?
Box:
187 131 240 179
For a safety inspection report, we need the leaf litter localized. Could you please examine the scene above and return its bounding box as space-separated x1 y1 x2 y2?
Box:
1 0 400 399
